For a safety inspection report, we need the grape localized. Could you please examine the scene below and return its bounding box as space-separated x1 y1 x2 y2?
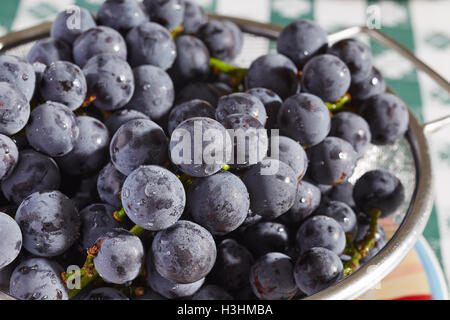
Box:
286 180 321 224
167 99 215 135
183 0 208 34
188 170 249 235
197 20 242 62
296 215 346 255
0 82 30 136
97 0 148 34
349 67 386 102
70 175 100 210
97 162 127 208
169 117 232 177
315 201 357 234
360 93 409 145
324 181 355 208
176 82 231 106
127 65 175 122
242 159 297 219
223 21 244 60
353 170 405 219
110 119 168 175
301 54 351 102
328 39 373 82
1 150 61 205
83 287 129 300
121 165 185 231
15 190 80 257
0 55 36 101
168 35 210 88
294 247 343 296
278 93 330 148
216 92 267 126
276 136 308 181
192 285 233 300
143 0 185 30
356 221 386 263
25 101 79 157
245 222 289 258
307 137 357 186
126 22 177 70
73 26 127 67
330 112 371 157
93 228 144 284
26 38 72 65
152 220 216 283
104 109 149 135
0 212 22 269
38 61 87 111
249 252 298 300
57 116 110 176
0 134 19 181
210 239 253 292
9 258 69 300
246 88 282 130
51 7 96 45
277 20 328 68
245 53 299 100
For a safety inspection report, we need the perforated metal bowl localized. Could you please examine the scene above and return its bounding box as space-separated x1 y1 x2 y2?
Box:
1 15 449 300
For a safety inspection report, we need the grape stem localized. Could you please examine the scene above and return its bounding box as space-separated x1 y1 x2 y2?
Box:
343 208 382 276
209 57 248 89
326 93 351 112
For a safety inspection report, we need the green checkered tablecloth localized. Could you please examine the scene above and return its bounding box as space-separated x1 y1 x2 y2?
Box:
1 0 449 286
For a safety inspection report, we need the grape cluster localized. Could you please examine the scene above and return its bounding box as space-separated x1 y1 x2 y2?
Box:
0 2 410 301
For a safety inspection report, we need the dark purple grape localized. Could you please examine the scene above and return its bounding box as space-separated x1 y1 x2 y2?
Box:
0 55 36 101
26 38 72 65
169 117 232 177
15 190 80 257
0 82 30 136
242 159 297 219
126 22 177 69
143 0 185 30
210 239 253 292
216 92 267 126
223 21 243 59
349 67 386 102
294 247 343 296
97 0 148 34
276 136 308 181
73 26 127 67
249 252 298 300
127 65 174 123
176 82 231 106
152 220 216 283
121 165 185 231
353 170 405 219
192 285 233 300
10 257 69 300
246 88 282 130
39 61 87 111
301 54 351 102
0 212 22 269
245 53 299 100
167 99 215 135
83 287 129 300
1 149 61 205
296 215 346 255
25 101 79 157
97 162 126 208
325 181 355 208
307 137 357 186
188 171 249 235
330 112 371 157
360 93 409 145
278 93 330 148
328 39 373 82
0 134 19 181
286 180 321 224
168 35 210 88
315 201 356 233
70 174 100 210
104 109 149 135
93 228 144 284
83 53 135 111
110 119 168 175
277 20 328 68
183 0 208 34
51 7 96 45
245 222 289 258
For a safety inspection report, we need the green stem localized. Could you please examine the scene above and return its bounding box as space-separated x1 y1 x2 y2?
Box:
171 25 184 38
209 57 247 89
326 93 351 112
